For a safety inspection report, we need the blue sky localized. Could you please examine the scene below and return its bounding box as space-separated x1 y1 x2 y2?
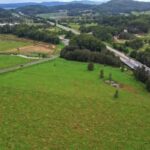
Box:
0 0 149 4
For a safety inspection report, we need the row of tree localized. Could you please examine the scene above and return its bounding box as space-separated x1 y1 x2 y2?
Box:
130 48 150 67
61 34 121 67
134 67 150 92
0 25 60 44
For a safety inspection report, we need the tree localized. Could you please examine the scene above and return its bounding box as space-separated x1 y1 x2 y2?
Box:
88 62 94 71
100 69 104 79
121 65 125 72
125 38 144 50
109 73 112 81
146 77 150 92
114 89 119 98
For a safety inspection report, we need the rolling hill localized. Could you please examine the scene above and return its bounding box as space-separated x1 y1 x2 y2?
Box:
95 0 150 14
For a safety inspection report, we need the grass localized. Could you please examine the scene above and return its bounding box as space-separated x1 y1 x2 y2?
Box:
69 23 80 31
0 55 33 69
55 43 65 53
0 58 149 149
37 12 68 19
0 35 32 51
0 41 31 51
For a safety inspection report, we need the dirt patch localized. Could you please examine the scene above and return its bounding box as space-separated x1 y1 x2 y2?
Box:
4 44 56 56
120 84 137 94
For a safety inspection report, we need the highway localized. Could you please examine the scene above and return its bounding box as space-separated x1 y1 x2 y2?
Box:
106 46 150 72
48 21 80 35
50 21 150 72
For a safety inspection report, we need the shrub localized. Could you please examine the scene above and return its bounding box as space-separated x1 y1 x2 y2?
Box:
88 62 94 71
100 69 104 79
114 90 119 98
109 73 112 81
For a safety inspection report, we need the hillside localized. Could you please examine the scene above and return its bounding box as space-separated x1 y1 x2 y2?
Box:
0 8 12 18
95 0 150 14
16 5 51 15
0 58 149 149
0 2 68 9
16 3 94 15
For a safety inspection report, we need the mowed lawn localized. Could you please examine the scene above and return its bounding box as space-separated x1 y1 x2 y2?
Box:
0 58 149 150
0 55 33 69
0 40 31 51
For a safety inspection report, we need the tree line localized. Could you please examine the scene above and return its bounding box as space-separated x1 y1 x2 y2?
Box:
134 67 150 92
0 25 60 44
60 34 121 67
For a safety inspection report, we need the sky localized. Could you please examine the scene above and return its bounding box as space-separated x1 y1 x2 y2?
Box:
0 0 150 4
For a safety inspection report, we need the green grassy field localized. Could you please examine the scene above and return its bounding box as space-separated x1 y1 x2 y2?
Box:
0 35 31 51
0 55 33 69
0 58 149 149
69 23 80 31
37 12 68 19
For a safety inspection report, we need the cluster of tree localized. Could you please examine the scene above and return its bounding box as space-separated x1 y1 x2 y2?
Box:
0 8 12 18
60 34 121 67
70 34 106 51
96 15 150 34
134 67 150 92
118 32 135 40
0 25 60 44
125 38 144 50
80 25 118 42
113 43 129 54
130 48 150 67
128 19 150 34
0 8 20 23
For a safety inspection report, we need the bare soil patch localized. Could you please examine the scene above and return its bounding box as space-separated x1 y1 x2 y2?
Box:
3 44 56 56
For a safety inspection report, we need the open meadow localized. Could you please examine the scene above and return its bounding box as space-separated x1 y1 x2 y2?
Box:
0 34 57 57
0 58 149 149
0 35 31 52
0 55 33 69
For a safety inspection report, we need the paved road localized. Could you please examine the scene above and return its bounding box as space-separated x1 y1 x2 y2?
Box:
0 55 59 74
50 21 150 71
106 46 150 72
48 21 80 35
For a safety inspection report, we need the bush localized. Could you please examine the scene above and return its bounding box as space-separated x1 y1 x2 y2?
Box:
88 62 94 71
100 69 104 79
125 38 143 50
114 90 119 98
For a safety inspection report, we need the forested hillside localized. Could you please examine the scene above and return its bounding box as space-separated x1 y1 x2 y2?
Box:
95 0 150 14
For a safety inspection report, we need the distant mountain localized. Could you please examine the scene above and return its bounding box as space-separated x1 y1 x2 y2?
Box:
16 3 94 15
95 0 150 14
16 5 51 15
0 1 68 9
0 0 103 9
71 0 103 5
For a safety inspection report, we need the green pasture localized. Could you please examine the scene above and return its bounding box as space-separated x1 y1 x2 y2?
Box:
0 55 33 69
0 35 31 51
37 12 68 19
0 58 149 149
